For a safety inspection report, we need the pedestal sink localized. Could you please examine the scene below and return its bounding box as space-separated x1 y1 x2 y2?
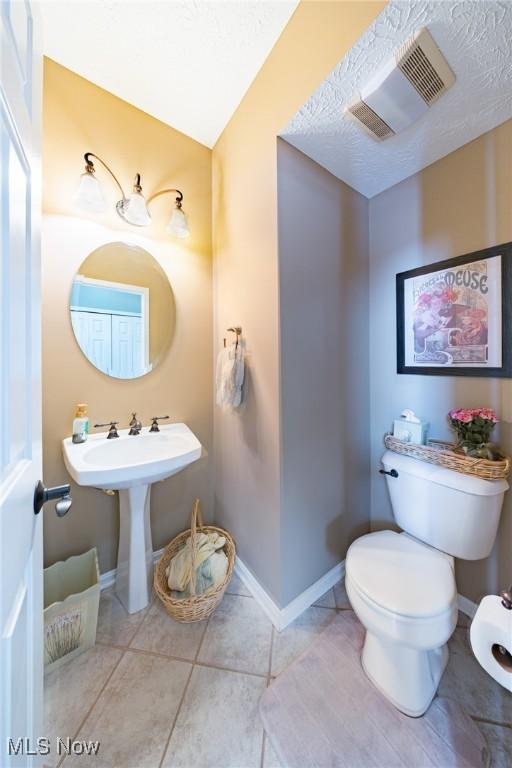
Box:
63 423 202 613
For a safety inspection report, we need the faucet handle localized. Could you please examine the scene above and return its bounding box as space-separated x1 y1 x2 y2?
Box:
94 421 120 439
149 416 170 433
129 412 142 435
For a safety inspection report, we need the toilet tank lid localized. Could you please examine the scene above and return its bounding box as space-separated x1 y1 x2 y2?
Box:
382 450 509 497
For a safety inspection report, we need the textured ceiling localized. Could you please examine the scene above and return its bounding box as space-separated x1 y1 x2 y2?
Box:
40 0 299 148
282 1 512 198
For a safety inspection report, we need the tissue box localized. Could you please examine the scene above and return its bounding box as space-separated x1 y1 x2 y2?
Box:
393 418 429 445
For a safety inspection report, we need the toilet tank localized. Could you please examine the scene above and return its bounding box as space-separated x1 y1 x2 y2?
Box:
381 450 508 560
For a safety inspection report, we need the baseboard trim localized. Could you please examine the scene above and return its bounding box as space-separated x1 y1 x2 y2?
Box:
457 593 478 619
100 566 116 590
101 550 477 629
235 557 345 631
100 548 164 591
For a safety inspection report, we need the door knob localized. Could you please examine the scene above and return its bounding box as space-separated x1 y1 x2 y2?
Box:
34 480 72 516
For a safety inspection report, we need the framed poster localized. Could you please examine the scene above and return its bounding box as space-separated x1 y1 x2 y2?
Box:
397 242 512 377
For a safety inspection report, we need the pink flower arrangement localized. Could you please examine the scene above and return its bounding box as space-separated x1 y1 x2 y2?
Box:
448 407 501 458
448 407 498 424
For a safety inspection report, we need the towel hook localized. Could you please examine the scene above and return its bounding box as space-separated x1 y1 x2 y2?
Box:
227 326 242 350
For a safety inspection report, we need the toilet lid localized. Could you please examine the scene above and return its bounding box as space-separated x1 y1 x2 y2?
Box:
346 531 456 619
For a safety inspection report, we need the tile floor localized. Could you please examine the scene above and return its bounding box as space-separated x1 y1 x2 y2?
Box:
44 577 512 768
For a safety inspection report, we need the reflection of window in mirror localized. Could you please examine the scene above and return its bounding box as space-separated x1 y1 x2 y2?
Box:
70 276 150 378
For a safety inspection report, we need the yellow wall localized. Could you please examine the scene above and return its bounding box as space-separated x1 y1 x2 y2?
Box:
42 58 212 573
212 1 386 603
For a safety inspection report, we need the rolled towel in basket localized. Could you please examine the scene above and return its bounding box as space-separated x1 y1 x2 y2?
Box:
171 550 228 599
166 530 226 593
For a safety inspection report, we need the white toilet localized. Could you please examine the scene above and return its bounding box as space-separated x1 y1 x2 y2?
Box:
345 450 508 717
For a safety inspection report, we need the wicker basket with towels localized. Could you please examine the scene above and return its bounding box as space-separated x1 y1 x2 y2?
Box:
154 499 236 623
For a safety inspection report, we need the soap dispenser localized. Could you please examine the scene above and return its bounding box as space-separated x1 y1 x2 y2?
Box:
72 403 89 444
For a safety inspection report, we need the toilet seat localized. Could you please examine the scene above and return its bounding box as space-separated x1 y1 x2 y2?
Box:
346 530 456 619
345 531 459 715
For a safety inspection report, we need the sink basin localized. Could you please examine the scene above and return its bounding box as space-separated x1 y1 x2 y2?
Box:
63 423 201 490
62 423 203 613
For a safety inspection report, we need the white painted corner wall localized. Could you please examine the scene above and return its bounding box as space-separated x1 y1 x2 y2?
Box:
100 550 478 630
234 558 345 632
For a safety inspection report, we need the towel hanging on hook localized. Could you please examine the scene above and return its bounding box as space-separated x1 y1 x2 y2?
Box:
227 326 242 350
216 327 244 409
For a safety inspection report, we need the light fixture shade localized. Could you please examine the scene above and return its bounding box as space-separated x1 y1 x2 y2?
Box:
119 191 152 226
167 206 189 238
74 172 107 213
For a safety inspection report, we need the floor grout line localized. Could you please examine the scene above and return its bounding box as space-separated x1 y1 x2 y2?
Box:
224 590 254 599
96 639 132 651
157 609 215 768
260 735 267 768
260 625 275 768
267 625 275 681
193 612 212 665
471 715 512 730
55 646 128 768
157 662 195 768
99 588 154 650
97 632 270 679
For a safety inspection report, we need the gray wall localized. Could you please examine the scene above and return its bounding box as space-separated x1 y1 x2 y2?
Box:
277 139 371 605
369 120 512 603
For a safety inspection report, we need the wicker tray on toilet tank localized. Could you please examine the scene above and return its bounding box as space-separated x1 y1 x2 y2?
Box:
154 499 236 623
384 434 510 480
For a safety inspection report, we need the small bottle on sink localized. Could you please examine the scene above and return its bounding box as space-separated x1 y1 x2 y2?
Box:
72 403 89 444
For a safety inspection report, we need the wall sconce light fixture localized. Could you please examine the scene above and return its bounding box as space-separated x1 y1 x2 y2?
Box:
74 152 190 238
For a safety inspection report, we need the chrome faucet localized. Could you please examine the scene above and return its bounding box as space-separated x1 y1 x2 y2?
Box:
94 421 119 439
129 412 142 436
149 415 170 433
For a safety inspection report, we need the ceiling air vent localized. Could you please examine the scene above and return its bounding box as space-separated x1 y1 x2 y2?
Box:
347 99 394 140
345 27 455 140
396 28 455 105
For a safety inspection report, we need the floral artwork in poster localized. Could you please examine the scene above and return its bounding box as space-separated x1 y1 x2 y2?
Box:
397 243 512 377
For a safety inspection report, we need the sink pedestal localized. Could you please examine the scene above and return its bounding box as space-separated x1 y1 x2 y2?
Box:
115 484 153 614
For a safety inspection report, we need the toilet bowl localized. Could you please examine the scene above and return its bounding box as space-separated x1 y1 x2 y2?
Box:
346 530 458 716
346 450 508 717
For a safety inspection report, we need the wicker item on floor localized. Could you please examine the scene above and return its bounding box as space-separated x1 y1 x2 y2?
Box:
154 498 235 623
384 434 510 480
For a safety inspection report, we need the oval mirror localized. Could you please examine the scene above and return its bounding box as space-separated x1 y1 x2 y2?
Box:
70 242 175 379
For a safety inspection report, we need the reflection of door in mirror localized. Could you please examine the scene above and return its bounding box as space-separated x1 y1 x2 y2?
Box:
69 242 175 379
70 276 150 378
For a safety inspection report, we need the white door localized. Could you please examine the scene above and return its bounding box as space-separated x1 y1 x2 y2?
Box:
1 1 43 765
111 314 144 378
71 310 112 376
